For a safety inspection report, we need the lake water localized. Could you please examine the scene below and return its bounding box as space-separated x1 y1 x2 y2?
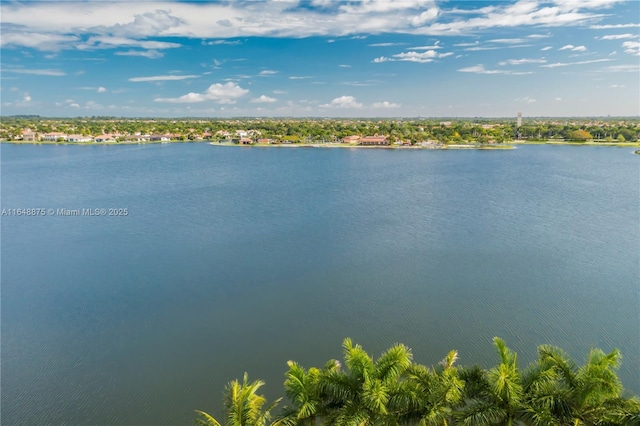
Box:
1 143 638 425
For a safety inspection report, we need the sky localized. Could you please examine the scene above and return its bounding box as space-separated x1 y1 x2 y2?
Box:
1 0 639 118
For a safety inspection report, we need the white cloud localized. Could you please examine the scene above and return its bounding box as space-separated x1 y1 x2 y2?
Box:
374 50 451 63
373 101 400 108
251 95 277 103
128 75 199 82
0 32 79 51
541 46 553 51
78 36 181 51
590 23 640 29
622 41 640 55
155 82 249 103
23 94 32 102
559 44 587 51
0 0 627 47
555 97 562 101
598 33 637 40
338 64 351 68
411 8 439 26
97 87 107 93
115 49 164 59
454 41 479 47
409 43 442 50
602 64 639 72
259 70 279 75
457 64 533 75
488 38 526 44
541 58 612 68
368 42 406 47
514 96 536 104
609 84 625 88
206 40 242 45
1 68 66 76
320 95 362 109
499 58 547 65
289 76 312 80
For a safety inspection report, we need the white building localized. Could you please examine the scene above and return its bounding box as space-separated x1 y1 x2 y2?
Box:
67 134 93 143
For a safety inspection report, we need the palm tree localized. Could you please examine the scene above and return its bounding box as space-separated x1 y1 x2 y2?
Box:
318 338 413 425
397 350 465 425
277 361 323 425
196 372 281 426
456 337 524 425
533 344 635 425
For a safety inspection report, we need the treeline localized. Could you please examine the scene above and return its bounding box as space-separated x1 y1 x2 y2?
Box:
1 117 638 144
196 338 639 426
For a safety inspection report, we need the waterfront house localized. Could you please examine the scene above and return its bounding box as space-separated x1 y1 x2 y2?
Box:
342 135 361 143
257 138 273 144
150 134 170 141
21 130 38 141
67 134 93 143
94 134 116 143
239 137 253 145
360 135 389 145
42 132 67 142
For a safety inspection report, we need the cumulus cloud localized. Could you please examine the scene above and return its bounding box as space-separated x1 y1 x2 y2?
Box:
155 82 249 103
0 0 628 49
128 74 199 82
373 50 452 63
251 95 277 103
622 41 640 55
373 101 400 108
97 87 107 93
320 95 362 109
458 64 533 75
23 94 32 102
559 44 587 51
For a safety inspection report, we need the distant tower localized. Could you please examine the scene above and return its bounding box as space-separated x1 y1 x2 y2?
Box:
517 112 522 127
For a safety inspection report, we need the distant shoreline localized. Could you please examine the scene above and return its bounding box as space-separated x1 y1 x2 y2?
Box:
3 140 639 149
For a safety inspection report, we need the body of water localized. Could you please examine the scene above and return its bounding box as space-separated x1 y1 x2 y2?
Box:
1 143 638 425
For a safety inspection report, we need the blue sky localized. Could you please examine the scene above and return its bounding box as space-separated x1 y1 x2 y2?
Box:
1 0 638 117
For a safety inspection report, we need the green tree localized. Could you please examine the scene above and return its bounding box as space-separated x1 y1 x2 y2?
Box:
196 373 281 426
318 338 413 425
278 361 324 425
567 130 592 141
399 350 465 425
457 337 524 426
533 345 633 426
